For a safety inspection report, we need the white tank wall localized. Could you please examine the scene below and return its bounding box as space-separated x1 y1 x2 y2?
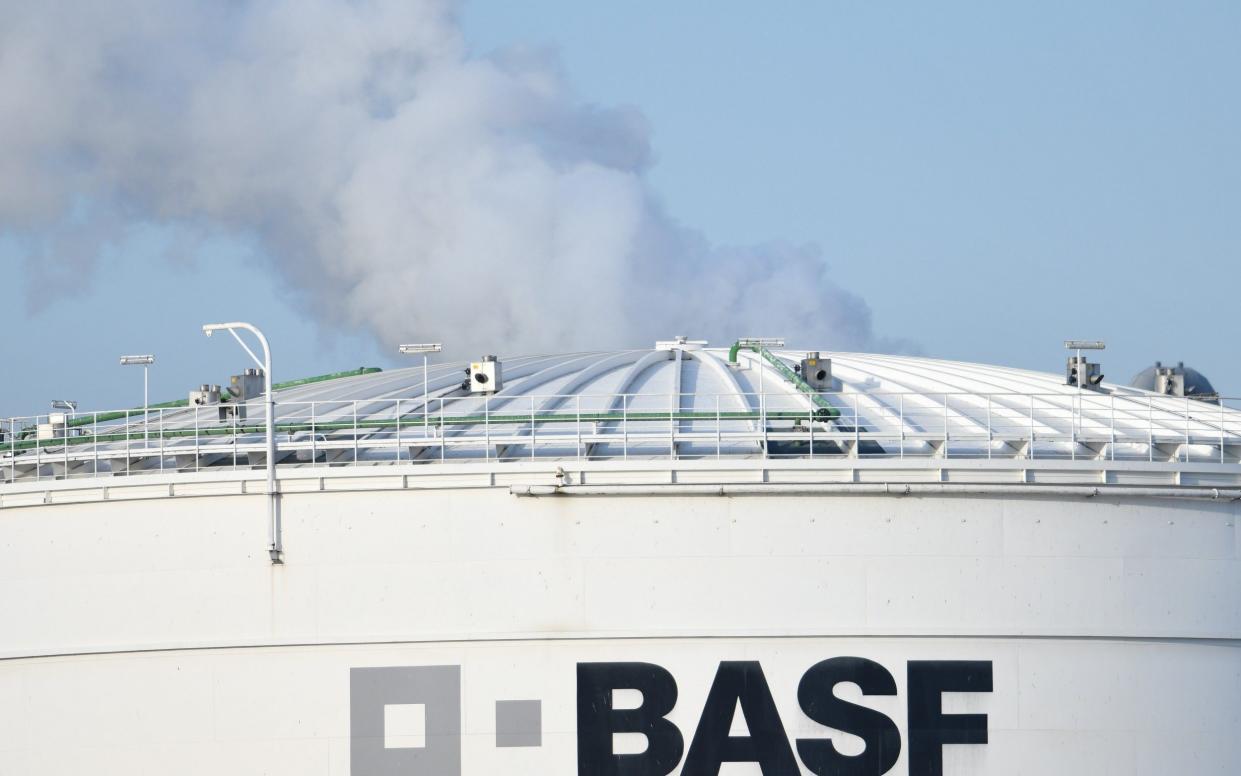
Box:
1 637 1239 775
2 488 1239 654
1 484 1239 774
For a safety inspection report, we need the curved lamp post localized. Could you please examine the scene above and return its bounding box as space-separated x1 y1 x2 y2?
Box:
202 322 281 564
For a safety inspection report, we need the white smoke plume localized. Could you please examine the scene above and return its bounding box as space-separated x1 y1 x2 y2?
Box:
0 0 908 355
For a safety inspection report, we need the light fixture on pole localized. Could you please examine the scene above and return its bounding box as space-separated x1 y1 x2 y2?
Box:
203 322 281 563
738 337 785 348
1064 340 1106 390
399 343 443 432
120 355 155 447
1064 340 1106 353
49 399 77 418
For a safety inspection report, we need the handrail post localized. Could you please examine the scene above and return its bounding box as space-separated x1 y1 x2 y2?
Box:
193 404 200 473
754 389 764 456
1147 396 1154 462
940 393 946 458
986 394 993 460
1109 393 1116 461
669 390 675 460
716 395 722 459
1071 393 1077 461
809 401 815 459
623 394 629 460
1028 395 1035 460
1073 390 1079 441
158 408 164 472
899 393 905 459
1220 398 1226 464
1184 396 1191 462
856 394 862 456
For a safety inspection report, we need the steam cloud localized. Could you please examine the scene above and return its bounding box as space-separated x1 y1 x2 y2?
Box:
0 0 905 355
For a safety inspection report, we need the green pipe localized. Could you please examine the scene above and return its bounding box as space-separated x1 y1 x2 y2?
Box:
727 341 840 419
271 367 382 391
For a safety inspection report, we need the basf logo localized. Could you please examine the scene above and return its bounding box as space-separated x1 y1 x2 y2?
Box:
351 657 993 775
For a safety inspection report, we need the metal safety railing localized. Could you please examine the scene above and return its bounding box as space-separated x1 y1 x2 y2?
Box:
3 391 1240 484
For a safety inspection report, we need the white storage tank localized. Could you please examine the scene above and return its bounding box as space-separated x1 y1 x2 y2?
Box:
1 342 1239 775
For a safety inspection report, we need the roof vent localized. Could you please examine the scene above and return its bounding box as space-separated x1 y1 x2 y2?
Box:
189 384 222 406
1065 355 1104 390
465 355 502 394
190 384 243 422
229 368 264 402
1155 363 1185 397
36 413 68 441
800 352 833 391
1131 361 1219 403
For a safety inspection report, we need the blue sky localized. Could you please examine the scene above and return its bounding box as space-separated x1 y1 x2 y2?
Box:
466 1 1240 383
2 1 1237 418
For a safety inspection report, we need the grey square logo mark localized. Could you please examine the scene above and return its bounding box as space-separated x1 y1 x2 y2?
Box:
352 666 461 776
495 699 542 747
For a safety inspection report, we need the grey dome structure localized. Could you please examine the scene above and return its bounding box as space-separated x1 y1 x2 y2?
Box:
1130 361 1219 401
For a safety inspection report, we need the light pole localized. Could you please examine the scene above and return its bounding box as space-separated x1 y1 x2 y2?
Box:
203 322 280 564
120 355 155 447
1064 340 1105 440
398 343 442 433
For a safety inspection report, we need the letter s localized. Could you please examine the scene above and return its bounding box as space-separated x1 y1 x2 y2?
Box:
796 657 901 776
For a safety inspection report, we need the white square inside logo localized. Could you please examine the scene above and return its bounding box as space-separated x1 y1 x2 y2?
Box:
384 703 426 749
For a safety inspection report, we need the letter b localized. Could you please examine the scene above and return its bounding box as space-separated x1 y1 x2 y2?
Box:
577 662 684 776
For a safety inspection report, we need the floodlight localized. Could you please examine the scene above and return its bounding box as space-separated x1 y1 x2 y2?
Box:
739 337 785 347
399 344 444 429
398 343 443 354
119 355 156 446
